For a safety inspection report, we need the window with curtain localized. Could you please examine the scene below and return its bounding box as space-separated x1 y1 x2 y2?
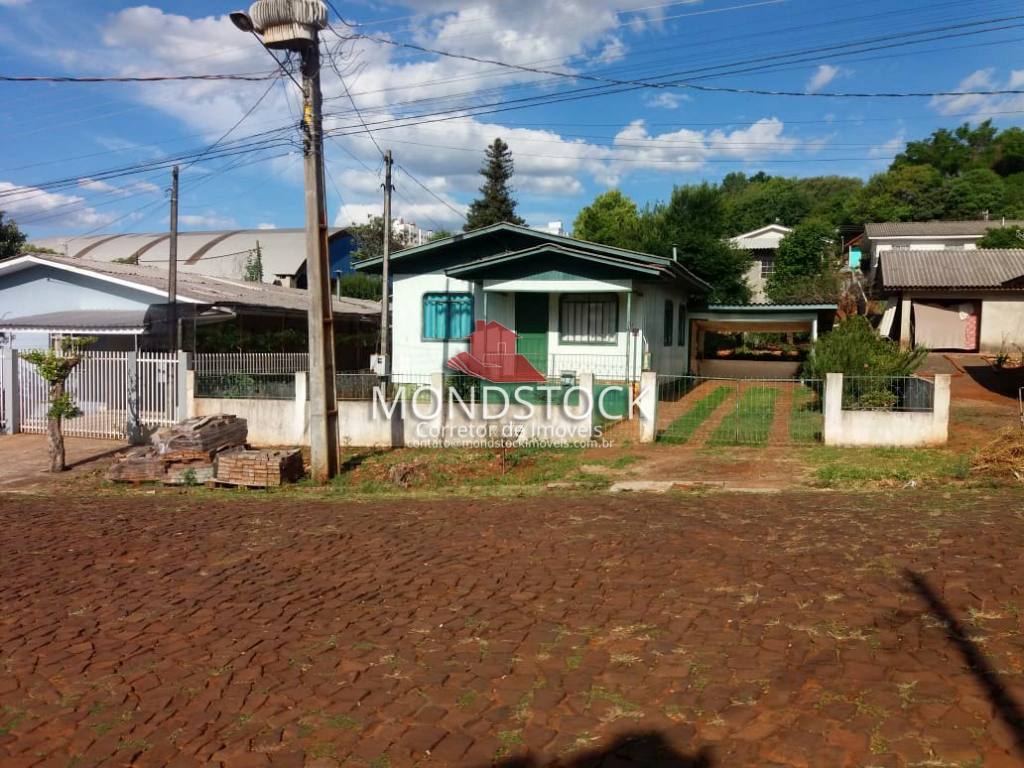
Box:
559 294 618 344
677 305 687 347
422 293 474 339
664 300 674 346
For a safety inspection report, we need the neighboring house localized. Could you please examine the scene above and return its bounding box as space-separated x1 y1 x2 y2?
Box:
730 224 793 301
863 220 1024 273
0 254 379 367
30 228 358 288
354 222 709 380
876 249 1024 352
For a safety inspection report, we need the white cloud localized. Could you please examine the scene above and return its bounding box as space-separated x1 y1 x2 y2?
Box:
930 68 1024 117
806 64 842 93
0 181 117 229
869 130 906 159
257 222 277 230
78 178 131 196
643 91 691 110
179 212 237 229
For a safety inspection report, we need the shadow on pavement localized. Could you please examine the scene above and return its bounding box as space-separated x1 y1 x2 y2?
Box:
905 569 1024 757
958 358 1024 401
493 731 713 767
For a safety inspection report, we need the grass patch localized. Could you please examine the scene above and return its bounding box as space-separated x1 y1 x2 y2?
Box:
659 386 730 444
804 446 975 488
708 387 779 447
789 385 823 444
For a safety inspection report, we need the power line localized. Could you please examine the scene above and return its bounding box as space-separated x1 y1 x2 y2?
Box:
0 72 279 83
396 164 467 222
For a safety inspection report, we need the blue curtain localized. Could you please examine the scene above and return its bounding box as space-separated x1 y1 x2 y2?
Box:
424 293 473 339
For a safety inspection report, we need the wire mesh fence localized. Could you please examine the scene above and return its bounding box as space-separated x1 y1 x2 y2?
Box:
841 376 934 412
656 375 824 447
195 373 297 400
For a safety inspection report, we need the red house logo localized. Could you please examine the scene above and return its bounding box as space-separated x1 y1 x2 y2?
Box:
445 320 547 383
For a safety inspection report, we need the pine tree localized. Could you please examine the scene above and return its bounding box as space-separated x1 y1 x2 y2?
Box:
463 138 526 231
244 241 264 282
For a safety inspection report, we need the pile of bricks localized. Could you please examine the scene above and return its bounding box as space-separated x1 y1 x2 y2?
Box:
213 449 304 488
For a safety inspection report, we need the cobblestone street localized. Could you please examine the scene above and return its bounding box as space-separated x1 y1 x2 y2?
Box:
1 490 1023 766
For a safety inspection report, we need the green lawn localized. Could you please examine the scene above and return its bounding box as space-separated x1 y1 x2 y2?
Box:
708 386 779 447
789 385 824 444
659 386 731 445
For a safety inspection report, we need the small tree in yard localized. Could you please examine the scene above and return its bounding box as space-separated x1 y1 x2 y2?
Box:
243 242 264 282
23 336 97 472
464 138 526 231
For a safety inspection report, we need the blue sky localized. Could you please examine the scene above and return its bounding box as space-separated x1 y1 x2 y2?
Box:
0 0 1022 240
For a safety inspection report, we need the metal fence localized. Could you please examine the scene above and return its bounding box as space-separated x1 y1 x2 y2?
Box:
336 372 434 402
195 373 297 400
193 352 309 375
546 353 631 382
18 351 179 440
0 351 6 433
656 374 824 447
841 375 934 412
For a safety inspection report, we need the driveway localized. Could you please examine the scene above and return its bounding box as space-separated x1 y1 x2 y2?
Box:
2 492 1023 766
0 435 127 488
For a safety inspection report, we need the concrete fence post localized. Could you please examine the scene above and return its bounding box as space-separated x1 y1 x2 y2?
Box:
637 370 658 444
294 371 308 445
3 351 19 435
931 374 951 445
126 351 143 445
176 351 190 423
184 370 196 419
823 372 844 446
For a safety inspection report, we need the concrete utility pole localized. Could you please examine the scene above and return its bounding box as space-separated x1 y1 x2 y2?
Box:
381 150 393 377
168 164 179 351
300 33 339 482
231 1 338 481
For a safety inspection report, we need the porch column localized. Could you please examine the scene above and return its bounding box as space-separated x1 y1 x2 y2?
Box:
3 350 18 435
899 295 912 348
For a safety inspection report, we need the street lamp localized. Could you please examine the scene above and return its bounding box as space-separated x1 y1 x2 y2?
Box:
229 1 339 482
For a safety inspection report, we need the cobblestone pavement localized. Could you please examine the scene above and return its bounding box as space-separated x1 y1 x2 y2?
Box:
2 490 1024 766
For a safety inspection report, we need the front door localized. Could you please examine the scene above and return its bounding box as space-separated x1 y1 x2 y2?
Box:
515 293 549 376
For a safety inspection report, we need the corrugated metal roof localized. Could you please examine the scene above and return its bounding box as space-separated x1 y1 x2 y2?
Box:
30 228 348 281
879 249 1024 290
865 220 1024 238
0 309 148 332
6 254 380 316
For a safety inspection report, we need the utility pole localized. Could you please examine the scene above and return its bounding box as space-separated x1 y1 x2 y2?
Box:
229 0 338 481
300 34 339 482
168 165 179 351
381 150 393 377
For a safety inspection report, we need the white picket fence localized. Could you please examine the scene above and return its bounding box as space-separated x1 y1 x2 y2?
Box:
17 352 180 440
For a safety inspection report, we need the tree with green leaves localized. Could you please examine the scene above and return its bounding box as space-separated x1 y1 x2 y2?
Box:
766 219 838 302
572 190 639 247
0 211 27 261
656 184 753 305
844 165 946 224
428 229 455 242
943 168 1005 220
893 121 999 177
243 242 264 282
977 225 1024 248
23 336 96 472
349 216 411 260
464 138 525 231
336 272 382 301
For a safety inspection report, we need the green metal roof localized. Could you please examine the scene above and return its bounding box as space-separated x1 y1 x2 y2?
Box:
446 243 664 279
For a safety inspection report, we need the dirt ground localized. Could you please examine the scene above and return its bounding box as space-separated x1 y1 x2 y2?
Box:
2 491 1024 767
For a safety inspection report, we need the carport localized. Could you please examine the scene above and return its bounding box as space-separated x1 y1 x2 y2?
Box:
687 304 836 377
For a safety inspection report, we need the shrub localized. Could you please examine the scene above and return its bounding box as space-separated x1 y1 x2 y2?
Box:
802 316 928 380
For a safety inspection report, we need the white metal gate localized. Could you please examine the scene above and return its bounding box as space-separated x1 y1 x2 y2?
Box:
18 352 179 440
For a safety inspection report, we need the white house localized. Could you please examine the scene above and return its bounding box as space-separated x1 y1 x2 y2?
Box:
730 224 793 302
863 220 1024 273
354 222 710 381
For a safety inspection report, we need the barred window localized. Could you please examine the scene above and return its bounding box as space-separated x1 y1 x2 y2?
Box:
423 293 474 339
559 294 618 344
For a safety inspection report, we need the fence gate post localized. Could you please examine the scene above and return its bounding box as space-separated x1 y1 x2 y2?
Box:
823 373 843 446
3 351 18 435
126 351 143 445
177 351 190 423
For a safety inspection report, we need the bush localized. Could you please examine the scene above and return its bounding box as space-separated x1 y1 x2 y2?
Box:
802 315 928 379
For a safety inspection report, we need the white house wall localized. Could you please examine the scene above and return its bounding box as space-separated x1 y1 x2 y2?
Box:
391 272 480 373
980 295 1024 351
